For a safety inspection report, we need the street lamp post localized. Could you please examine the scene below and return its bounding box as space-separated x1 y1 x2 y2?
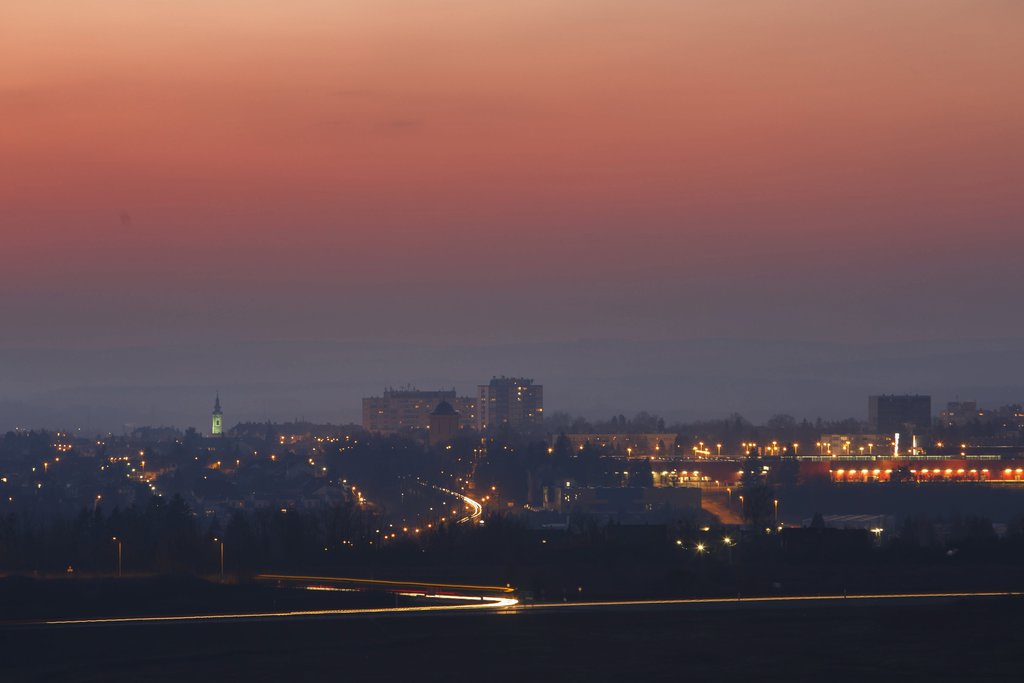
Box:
213 537 225 583
774 499 779 523
112 537 123 577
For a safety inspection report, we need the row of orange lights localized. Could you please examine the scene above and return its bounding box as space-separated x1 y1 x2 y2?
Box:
832 467 1024 481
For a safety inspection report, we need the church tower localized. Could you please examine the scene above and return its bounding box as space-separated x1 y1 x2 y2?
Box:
212 394 223 436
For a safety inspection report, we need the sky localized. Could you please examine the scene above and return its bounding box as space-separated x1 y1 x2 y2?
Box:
1 1 1023 429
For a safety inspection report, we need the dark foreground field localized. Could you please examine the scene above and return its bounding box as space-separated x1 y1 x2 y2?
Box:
3 595 1023 682
0 575 400 621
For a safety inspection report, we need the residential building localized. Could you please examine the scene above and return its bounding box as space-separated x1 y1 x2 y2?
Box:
476 377 543 431
362 388 476 434
939 401 984 428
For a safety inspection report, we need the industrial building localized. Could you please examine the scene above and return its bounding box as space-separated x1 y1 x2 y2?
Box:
869 394 932 435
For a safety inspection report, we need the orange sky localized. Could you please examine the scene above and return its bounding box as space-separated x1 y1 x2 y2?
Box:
2 1 1023 347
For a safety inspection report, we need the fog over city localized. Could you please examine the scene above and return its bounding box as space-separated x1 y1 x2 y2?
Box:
0 337 1021 431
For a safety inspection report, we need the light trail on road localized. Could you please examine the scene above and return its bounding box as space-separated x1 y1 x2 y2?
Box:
256 573 514 594
520 590 1023 612
40 594 519 627
24 589 1020 629
427 482 483 524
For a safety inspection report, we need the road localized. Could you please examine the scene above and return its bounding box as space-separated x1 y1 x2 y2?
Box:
702 489 744 524
519 590 1023 613
17 588 1021 629
5 588 1022 682
39 595 519 627
426 481 483 523
255 572 514 594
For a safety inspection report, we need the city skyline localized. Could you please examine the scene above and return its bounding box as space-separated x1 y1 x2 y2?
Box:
3 336 1024 432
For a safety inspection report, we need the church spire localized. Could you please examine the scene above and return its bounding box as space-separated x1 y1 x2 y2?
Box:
212 393 223 436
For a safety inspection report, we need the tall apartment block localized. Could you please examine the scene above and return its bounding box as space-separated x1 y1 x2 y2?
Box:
476 377 543 431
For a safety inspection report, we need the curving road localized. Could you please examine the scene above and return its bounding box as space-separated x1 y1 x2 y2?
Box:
427 482 483 524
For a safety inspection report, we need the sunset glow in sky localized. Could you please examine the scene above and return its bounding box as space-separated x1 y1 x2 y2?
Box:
2 2 1024 427
4 0 1023 348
